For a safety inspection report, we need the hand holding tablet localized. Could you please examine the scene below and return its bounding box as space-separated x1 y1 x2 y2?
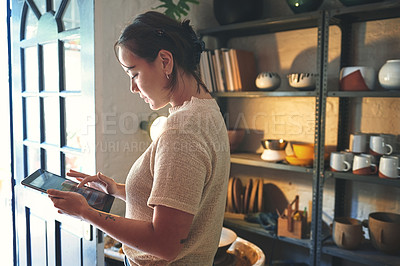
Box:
21 169 114 213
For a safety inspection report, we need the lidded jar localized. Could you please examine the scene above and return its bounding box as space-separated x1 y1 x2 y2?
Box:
378 59 400 90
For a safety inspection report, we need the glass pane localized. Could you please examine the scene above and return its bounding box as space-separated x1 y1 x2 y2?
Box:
53 0 63 12
64 96 83 148
62 0 80 30
36 1 46 16
45 149 60 175
43 42 59 92
24 6 38 39
65 153 90 173
43 96 60 145
25 97 40 142
26 146 41 175
24 46 39 92
64 39 81 91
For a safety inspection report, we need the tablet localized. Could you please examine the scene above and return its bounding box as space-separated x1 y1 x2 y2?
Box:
21 169 114 213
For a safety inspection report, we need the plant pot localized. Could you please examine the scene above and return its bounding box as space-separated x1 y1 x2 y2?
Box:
286 0 323 14
213 0 263 25
378 59 400 90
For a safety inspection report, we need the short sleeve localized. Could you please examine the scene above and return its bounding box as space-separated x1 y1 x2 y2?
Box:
148 130 212 215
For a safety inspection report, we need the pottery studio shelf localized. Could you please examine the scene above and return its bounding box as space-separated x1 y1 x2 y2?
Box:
212 90 318 98
322 239 400 266
325 171 400 188
230 153 314 174
327 90 400 98
223 216 311 249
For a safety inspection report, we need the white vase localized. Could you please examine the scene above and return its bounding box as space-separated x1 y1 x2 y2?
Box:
378 59 400 90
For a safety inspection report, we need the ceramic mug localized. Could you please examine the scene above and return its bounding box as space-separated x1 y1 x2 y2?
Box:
379 156 400 179
330 152 352 172
333 217 363 250
370 136 393 155
341 150 354 164
349 133 368 153
367 212 400 254
353 154 377 175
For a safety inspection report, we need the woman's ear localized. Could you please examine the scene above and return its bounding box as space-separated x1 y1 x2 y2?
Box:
158 49 173 75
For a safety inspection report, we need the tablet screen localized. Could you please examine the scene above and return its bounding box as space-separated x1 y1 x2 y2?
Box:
21 169 114 213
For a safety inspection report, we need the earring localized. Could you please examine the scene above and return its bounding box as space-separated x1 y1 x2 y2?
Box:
166 74 170 80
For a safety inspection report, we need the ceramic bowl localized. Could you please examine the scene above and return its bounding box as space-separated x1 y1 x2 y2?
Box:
339 66 376 91
255 72 281 91
261 139 287 150
285 155 313 166
292 143 315 160
368 212 400 254
228 129 245 153
215 227 237 258
287 73 317 91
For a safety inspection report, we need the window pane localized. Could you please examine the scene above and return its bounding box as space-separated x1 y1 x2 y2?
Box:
24 46 39 92
43 43 59 92
24 6 38 40
53 0 63 12
64 39 81 91
45 149 60 175
64 96 84 149
65 153 90 173
24 97 40 142
26 146 40 175
63 0 80 30
43 96 60 145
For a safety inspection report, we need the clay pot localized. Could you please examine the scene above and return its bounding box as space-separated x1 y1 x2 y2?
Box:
378 59 400 90
367 212 400 254
333 217 363 250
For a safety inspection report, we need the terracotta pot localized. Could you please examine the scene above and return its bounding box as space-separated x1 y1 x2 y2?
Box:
367 212 400 254
333 217 363 250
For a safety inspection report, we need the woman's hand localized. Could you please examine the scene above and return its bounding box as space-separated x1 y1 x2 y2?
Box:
47 189 92 220
67 170 126 201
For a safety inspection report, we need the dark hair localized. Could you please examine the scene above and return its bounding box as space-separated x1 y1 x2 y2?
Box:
114 11 207 94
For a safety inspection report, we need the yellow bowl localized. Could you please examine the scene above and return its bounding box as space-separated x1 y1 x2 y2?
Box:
286 155 313 166
292 143 314 160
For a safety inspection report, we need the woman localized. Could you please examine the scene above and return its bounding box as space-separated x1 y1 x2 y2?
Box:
48 11 230 265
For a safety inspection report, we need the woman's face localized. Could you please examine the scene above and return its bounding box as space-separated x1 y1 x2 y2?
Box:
118 46 171 110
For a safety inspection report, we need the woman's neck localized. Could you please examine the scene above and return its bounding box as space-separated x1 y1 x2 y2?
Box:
170 71 211 107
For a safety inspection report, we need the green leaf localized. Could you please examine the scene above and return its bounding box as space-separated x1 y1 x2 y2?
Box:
153 0 200 20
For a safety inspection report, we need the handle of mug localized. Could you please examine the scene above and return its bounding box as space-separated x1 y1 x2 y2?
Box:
385 144 393 155
343 161 351 171
371 164 378 174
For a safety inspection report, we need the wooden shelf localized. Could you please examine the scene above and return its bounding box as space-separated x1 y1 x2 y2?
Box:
212 90 318 98
327 90 400 98
323 240 400 266
224 217 311 249
325 171 400 188
231 153 314 174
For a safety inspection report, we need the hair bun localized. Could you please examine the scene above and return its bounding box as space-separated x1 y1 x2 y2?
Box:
181 20 205 65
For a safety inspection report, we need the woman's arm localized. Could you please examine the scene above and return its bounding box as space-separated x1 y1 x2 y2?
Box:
48 189 193 261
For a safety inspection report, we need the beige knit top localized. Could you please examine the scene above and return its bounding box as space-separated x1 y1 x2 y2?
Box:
123 97 230 265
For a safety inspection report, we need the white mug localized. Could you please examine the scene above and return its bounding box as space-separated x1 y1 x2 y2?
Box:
349 133 368 153
379 156 400 179
370 136 393 155
353 154 377 175
330 152 351 172
341 150 354 165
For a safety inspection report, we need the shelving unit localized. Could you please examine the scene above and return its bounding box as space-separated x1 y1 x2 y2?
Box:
199 1 400 265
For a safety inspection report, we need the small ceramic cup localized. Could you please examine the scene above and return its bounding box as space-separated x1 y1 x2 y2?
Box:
333 217 363 250
370 135 393 156
349 133 368 153
353 154 377 175
379 156 400 179
330 152 352 172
